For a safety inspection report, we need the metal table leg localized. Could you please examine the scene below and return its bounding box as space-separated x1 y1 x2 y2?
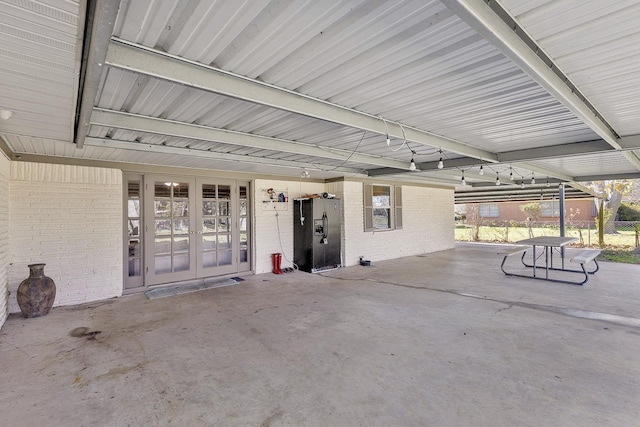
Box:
545 245 549 279
532 245 536 277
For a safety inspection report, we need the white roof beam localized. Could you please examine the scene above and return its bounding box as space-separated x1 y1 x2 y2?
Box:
618 135 640 150
566 182 595 196
90 109 410 170
458 188 586 195
438 166 572 184
105 38 497 162
497 140 614 163
515 164 573 183
377 139 631 175
371 158 573 182
363 173 463 187
573 173 640 182
443 0 640 171
75 0 121 149
419 157 487 171
441 0 622 149
84 137 364 175
456 194 590 203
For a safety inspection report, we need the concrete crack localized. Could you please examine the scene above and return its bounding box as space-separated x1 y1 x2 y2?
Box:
318 273 640 329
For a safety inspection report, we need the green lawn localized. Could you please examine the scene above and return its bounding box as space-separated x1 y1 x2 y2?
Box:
599 250 640 264
455 224 637 247
455 225 640 264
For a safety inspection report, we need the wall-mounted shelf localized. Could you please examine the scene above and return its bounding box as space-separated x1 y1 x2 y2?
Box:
262 187 288 210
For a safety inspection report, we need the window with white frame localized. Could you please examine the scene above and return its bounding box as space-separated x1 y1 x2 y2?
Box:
541 200 560 217
479 203 499 218
363 184 402 231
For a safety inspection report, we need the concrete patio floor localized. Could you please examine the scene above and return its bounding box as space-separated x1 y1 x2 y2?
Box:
1 243 640 426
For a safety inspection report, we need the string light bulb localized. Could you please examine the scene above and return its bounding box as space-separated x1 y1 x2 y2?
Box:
479 165 484 175
0 109 13 120
437 150 444 169
409 156 416 171
509 167 514 181
386 135 391 147
495 174 500 186
461 171 466 186
531 174 536 185
521 181 525 189
546 178 550 187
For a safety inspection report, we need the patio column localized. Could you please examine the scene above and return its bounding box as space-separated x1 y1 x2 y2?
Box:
559 183 566 237
559 183 566 259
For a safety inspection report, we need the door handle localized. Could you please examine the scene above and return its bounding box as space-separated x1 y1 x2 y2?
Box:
320 212 328 244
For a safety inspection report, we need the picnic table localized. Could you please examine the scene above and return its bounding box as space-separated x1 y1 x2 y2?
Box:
498 236 600 285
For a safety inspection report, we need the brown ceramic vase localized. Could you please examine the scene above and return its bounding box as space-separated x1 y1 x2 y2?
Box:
17 263 56 318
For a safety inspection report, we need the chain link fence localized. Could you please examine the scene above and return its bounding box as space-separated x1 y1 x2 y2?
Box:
455 220 640 248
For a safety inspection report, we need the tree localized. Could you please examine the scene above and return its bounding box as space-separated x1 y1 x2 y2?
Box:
597 198 606 247
520 202 544 238
466 204 480 241
566 207 584 245
590 180 634 234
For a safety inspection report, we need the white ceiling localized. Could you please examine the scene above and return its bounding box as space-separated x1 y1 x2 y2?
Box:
1 0 640 192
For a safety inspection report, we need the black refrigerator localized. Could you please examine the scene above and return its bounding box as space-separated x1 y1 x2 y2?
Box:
293 198 342 273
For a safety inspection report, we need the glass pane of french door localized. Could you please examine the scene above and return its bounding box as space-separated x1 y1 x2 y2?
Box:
146 177 196 285
124 175 144 290
197 180 237 277
140 176 250 287
238 184 251 272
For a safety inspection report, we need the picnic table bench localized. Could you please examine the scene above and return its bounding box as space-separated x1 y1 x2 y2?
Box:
498 238 600 285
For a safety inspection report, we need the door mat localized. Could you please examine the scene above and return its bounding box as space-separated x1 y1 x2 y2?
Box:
145 278 240 299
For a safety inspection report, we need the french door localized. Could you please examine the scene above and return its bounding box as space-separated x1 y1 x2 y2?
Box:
146 177 196 285
197 179 241 278
125 174 251 289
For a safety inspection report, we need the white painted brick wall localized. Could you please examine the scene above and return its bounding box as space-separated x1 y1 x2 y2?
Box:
0 154 9 328
1 167 453 319
253 178 454 274
342 181 455 266
8 162 123 313
253 179 325 274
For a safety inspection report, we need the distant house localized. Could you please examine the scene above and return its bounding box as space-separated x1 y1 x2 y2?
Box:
469 198 596 223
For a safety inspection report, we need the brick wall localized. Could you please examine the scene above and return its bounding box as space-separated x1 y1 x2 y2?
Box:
253 178 455 273
8 162 123 313
253 179 325 274
473 199 595 223
341 181 455 266
0 154 9 328
1 167 454 316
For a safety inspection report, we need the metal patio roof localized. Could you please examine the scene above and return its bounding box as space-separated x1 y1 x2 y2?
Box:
2 0 640 197
454 181 595 204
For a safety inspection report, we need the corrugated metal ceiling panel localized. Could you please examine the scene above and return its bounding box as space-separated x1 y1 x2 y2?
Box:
109 0 600 155
5 134 367 179
2 0 639 188
500 0 640 137
0 0 80 141
528 151 639 178
95 68 457 165
83 126 381 173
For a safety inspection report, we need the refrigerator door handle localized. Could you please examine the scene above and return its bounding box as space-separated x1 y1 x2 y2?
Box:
320 212 328 244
